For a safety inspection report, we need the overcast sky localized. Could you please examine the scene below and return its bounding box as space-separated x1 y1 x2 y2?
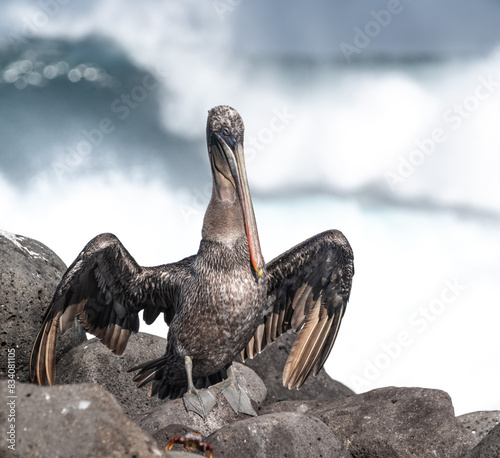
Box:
229 0 500 57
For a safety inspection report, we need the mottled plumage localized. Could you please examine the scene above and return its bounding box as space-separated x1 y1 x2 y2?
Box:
30 105 354 416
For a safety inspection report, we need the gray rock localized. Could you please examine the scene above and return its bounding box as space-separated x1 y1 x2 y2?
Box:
466 423 500 458
259 398 328 416
0 381 165 457
0 230 86 383
134 362 267 437
243 330 353 405
311 386 476 458
165 453 200 458
56 333 167 417
457 410 500 444
207 412 352 458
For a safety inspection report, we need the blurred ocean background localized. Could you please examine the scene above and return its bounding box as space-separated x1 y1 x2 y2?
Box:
1 0 499 415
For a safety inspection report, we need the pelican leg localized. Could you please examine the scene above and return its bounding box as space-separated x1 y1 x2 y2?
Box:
182 355 217 419
211 364 256 416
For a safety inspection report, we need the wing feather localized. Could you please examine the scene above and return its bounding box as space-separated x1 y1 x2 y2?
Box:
241 229 354 390
312 306 343 376
29 232 192 386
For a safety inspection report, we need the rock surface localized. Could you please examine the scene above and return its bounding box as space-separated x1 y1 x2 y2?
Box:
243 330 354 405
0 381 165 457
134 362 267 437
207 412 352 458
312 386 476 458
457 410 500 444
0 230 86 383
259 398 331 416
164 453 198 458
56 333 167 417
466 423 500 458
261 387 478 457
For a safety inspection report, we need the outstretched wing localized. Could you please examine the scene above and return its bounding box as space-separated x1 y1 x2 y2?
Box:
241 229 354 389
29 233 192 386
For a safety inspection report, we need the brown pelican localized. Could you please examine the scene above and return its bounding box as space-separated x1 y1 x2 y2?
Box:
30 105 354 418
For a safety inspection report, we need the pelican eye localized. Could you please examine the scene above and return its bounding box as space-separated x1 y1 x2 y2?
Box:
222 127 230 136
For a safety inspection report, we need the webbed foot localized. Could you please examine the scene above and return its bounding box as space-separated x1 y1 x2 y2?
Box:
182 355 218 420
183 387 217 420
182 357 256 418
212 364 256 416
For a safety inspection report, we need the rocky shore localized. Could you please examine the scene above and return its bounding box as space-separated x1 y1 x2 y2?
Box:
1 230 499 457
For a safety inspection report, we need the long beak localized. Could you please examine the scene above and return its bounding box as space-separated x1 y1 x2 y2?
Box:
214 133 264 279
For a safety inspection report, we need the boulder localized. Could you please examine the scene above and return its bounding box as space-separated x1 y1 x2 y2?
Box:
466 423 500 458
457 410 500 444
0 381 165 457
259 398 329 416
243 330 353 405
206 412 352 458
311 386 476 458
134 362 267 437
56 333 167 417
0 230 86 383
